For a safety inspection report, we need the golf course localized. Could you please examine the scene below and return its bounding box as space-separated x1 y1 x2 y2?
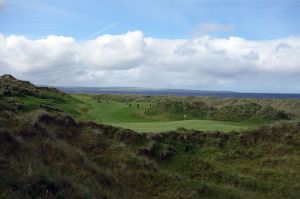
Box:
2 75 300 198
71 94 254 132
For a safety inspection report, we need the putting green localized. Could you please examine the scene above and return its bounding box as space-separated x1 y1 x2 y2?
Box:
109 120 249 132
72 94 252 132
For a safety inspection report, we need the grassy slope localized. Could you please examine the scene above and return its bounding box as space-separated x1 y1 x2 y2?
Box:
70 94 252 132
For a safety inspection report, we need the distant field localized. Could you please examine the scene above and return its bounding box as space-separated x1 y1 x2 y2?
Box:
71 94 252 132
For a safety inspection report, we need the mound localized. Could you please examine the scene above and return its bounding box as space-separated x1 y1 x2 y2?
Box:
0 74 62 97
144 100 290 122
0 74 79 114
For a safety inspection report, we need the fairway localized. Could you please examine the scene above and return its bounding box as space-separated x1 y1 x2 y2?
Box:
70 94 252 132
110 120 249 132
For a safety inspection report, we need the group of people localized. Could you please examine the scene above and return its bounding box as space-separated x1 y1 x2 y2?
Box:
125 102 140 108
97 99 108 104
95 98 152 109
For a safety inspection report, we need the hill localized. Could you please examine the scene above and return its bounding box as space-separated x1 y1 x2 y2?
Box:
0 74 299 198
0 74 63 97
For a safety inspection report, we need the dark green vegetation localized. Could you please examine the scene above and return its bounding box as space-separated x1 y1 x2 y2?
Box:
1 74 300 198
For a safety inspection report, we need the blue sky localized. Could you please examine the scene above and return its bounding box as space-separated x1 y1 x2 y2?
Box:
1 0 299 40
0 0 300 93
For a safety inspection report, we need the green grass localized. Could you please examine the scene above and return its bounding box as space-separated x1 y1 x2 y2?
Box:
110 120 249 132
71 94 253 132
2 75 300 198
19 95 81 116
2 108 299 198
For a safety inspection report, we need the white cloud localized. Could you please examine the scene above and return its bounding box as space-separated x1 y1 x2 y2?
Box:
0 31 300 92
192 22 234 37
78 31 145 70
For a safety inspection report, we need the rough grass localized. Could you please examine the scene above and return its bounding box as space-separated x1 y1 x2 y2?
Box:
0 111 300 198
1 110 299 198
1 75 300 198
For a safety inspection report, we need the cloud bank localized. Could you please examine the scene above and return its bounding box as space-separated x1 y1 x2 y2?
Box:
0 31 300 92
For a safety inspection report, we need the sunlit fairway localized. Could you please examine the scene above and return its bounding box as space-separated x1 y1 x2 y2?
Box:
71 94 252 132
109 120 249 133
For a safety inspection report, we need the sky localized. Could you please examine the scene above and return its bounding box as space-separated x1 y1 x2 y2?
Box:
0 0 300 93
